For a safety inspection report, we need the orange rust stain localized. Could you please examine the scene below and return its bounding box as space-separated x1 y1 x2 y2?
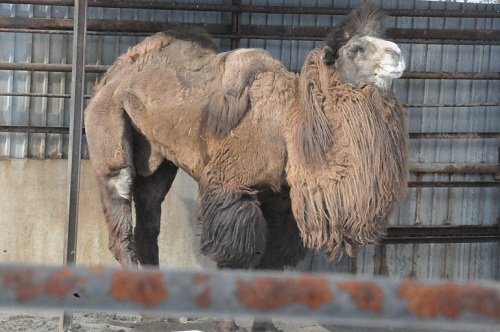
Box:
1 268 85 302
1 270 39 302
337 280 383 313
193 274 211 308
235 275 332 310
193 274 208 284
196 287 211 308
45 268 86 297
110 270 167 307
0 270 34 286
398 280 500 320
88 266 104 274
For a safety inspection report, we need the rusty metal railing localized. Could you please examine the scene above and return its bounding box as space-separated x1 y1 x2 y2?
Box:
0 263 499 331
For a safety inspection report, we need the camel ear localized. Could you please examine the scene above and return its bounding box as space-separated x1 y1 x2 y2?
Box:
325 1 387 61
321 46 335 66
296 50 333 164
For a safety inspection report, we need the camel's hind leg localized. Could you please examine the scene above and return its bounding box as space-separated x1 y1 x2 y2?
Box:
133 160 178 266
99 172 137 266
85 85 137 266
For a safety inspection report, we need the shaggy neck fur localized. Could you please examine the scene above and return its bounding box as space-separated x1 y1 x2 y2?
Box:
286 48 408 258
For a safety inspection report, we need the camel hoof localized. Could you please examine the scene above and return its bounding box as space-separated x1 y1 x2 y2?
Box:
251 321 283 332
216 319 248 332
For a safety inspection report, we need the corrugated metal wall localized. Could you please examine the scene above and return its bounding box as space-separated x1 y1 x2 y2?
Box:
0 0 498 280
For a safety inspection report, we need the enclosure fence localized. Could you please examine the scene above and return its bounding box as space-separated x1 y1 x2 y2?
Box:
0 0 499 331
0 263 499 331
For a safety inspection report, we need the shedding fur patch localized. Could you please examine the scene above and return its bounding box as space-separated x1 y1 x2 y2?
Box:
95 26 218 93
288 50 408 259
205 49 287 137
108 168 133 201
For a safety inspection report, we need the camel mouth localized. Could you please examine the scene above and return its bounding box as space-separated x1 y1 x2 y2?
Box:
379 61 405 79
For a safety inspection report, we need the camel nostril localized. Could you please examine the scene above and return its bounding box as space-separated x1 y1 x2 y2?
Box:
385 49 402 63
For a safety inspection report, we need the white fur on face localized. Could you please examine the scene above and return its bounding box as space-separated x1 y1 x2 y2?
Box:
363 36 406 80
335 35 406 91
108 168 133 201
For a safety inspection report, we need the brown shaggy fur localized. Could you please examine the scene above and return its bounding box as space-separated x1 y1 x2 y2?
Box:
85 2 408 271
287 49 408 258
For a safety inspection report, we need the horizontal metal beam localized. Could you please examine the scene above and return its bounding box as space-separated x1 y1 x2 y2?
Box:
1 62 498 81
0 263 498 331
0 92 497 109
408 181 500 188
1 28 495 45
382 225 500 244
2 0 499 18
409 132 500 139
409 163 500 174
402 71 500 80
405 102 499 108
0 125 70 134
1 126 499 141
0 62 106 73
0 17 498 44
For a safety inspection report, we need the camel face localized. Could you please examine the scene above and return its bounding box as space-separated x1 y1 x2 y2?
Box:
335 35 405 90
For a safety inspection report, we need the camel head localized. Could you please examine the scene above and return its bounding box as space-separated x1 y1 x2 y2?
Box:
323 1 405 90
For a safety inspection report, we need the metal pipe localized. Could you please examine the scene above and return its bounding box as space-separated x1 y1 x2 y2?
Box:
2 0 499 18
497 147 500 181
230 0 241 50
409 132 500 139
0 92 72 98
409 163 500 174
0 263 498 331
1 126 499 141
0 125 70 134
0 62 106 73
402 71 500 80
63 0 87 266
1 62 498 81
383 225 500 244
1 27 496 45
0 17 498 44
60 0 87 330
1 92 496 108
408 182 500 188
404 102 499 108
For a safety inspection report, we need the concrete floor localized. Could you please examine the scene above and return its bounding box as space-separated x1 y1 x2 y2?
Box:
0 311 496 332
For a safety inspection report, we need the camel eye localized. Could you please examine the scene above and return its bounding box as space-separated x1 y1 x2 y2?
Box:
347 45 364 57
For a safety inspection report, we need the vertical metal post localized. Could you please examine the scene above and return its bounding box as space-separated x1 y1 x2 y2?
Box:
495 147 500 181
230 0 241 49
59 0 87 331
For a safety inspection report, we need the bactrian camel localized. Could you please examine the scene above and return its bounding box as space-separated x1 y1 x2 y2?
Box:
85 0 408 293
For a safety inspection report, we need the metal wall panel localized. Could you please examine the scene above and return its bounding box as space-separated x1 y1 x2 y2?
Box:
374 0 499 281
0 0 498 280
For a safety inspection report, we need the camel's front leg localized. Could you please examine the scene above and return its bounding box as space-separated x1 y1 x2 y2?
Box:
133 160 178 266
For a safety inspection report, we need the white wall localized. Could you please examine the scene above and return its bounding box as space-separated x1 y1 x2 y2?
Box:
0 159 215 269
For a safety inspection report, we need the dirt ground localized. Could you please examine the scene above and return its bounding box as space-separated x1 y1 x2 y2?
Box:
0 311 495 332
0 312 326 332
